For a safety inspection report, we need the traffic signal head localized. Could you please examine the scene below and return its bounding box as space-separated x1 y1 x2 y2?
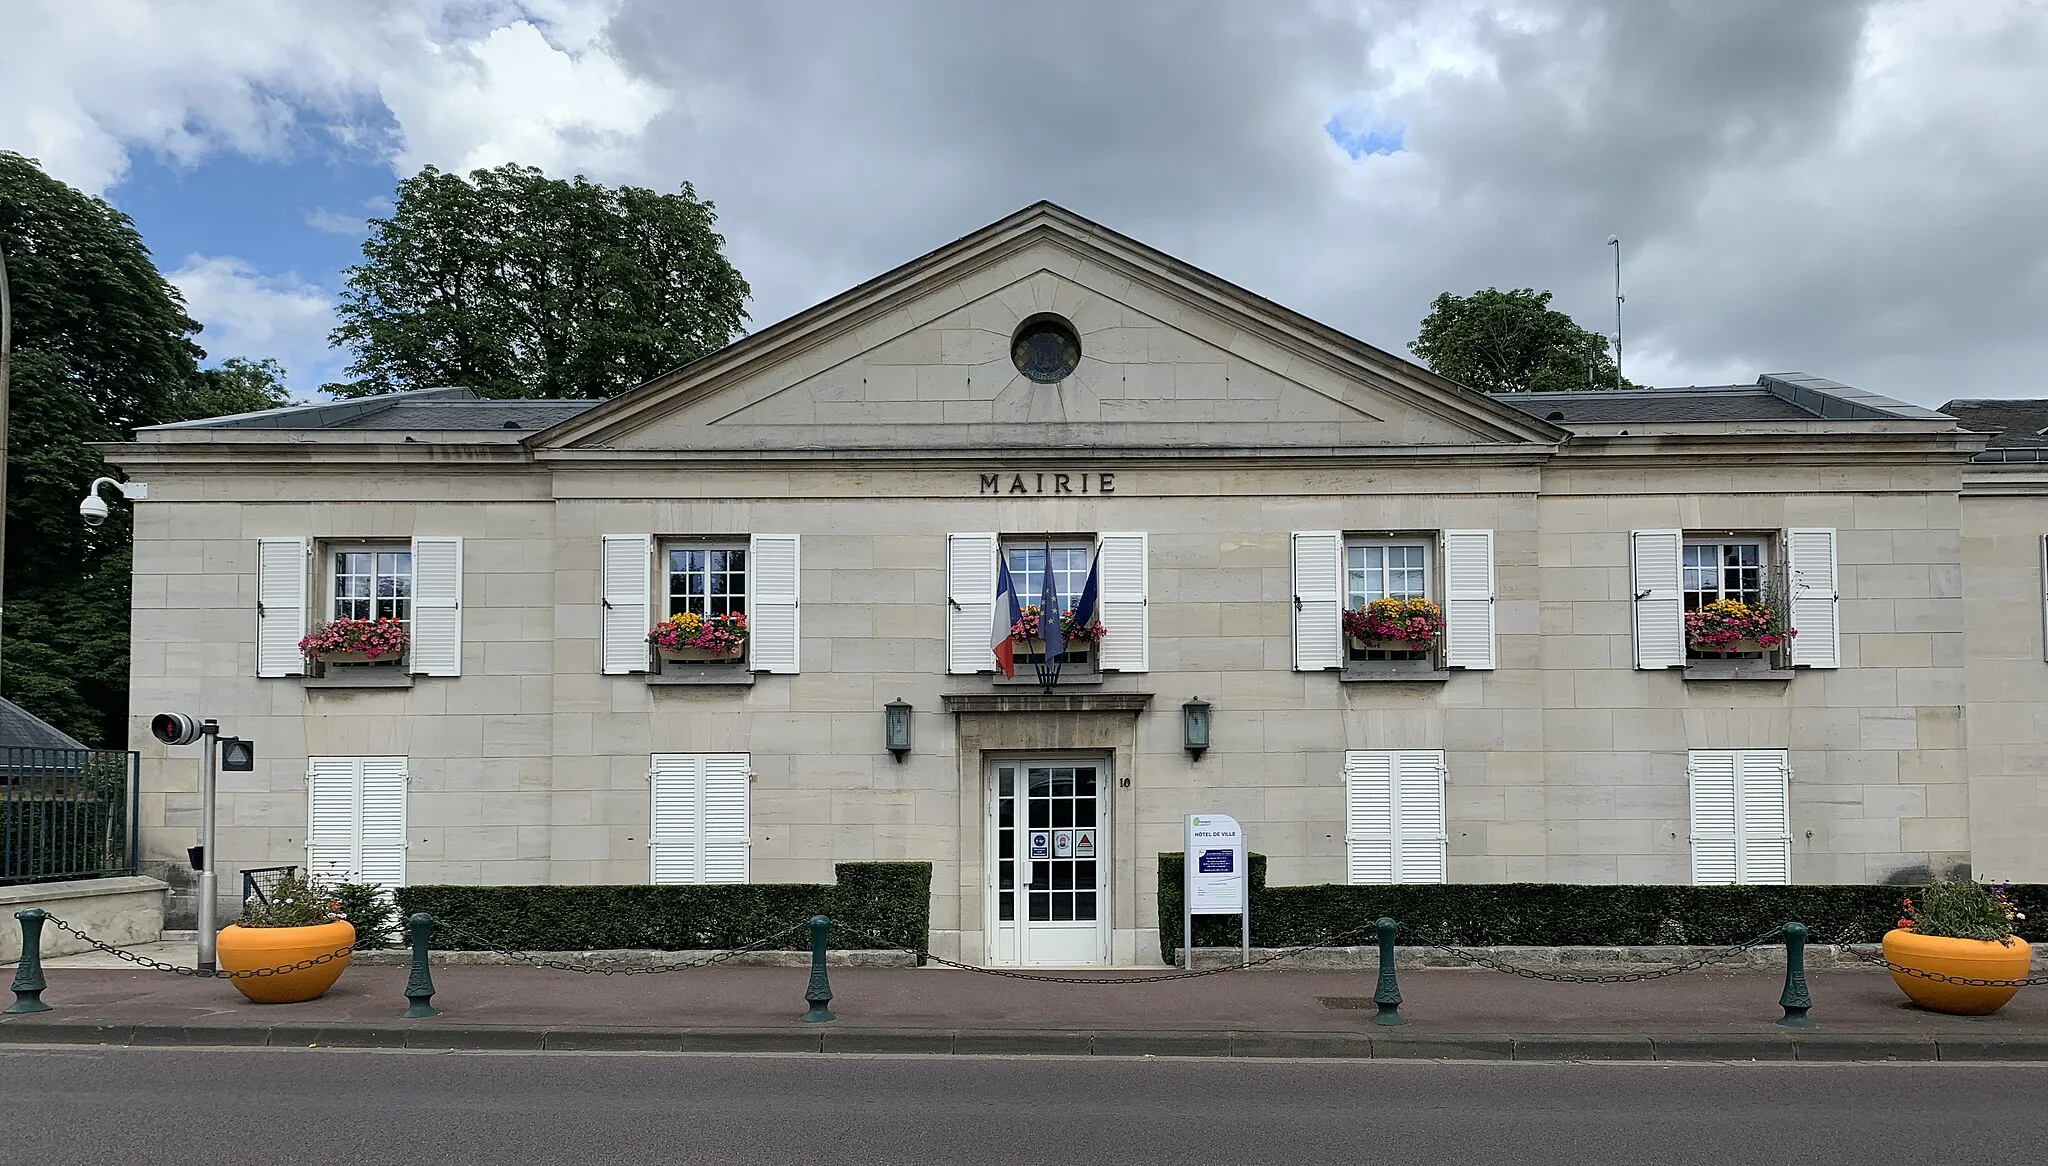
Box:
150 712 203 746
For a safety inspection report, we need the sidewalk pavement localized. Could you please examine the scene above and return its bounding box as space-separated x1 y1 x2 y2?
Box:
7 954 2048 1061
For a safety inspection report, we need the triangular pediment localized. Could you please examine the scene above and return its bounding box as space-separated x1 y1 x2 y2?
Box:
535 204 1565 454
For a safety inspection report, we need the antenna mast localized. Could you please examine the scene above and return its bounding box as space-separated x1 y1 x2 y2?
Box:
1605 235 1624 388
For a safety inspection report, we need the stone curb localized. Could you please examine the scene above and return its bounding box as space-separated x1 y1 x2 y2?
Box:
6 1018 2046 1061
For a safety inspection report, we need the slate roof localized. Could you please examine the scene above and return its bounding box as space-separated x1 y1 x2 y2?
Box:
1938 399 2048 449
0 697 90 752
325 400 599 430
1492 387 1815 424
1491 374 1950 427
145 387 599 433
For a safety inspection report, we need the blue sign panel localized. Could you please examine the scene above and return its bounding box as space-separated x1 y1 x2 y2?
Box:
1029 831 1051 860
1198 849 1233 873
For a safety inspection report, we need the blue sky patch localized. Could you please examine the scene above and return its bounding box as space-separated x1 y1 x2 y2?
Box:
1323 116 1404 160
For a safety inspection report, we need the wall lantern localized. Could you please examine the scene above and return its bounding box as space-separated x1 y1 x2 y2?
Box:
883 698 912 761
219 738 255 772
1182 697 1211 760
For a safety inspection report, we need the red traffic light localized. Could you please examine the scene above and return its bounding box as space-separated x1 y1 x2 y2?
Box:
151 712 202 746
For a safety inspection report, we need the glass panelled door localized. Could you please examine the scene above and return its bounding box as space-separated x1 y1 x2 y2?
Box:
987 760 1109 966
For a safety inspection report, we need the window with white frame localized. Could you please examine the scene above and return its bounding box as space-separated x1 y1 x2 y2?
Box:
665 543 748 620
600 533 800 676
1345 539 1432 661
1003 539 1096 667
329 545 413 627
1683 537 1768 659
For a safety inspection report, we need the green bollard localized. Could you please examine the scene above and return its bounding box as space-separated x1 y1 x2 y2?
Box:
6 908 52 1014
1777 922 1815 1028
1371 916 1406 1027
402 913 440 1019
800 915 836 1023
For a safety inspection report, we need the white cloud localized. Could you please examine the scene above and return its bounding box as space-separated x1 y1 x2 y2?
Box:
167 255 341 393
0 0 659 194
304 208 371 236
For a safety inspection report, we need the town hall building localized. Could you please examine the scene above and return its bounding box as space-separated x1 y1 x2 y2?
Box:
108 203 2045 966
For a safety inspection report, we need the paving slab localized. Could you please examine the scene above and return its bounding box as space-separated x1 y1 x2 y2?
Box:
5 959 2046 1060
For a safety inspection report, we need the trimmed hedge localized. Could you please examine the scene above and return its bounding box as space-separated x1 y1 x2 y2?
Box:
394 862 930 953
1157 853 2048 965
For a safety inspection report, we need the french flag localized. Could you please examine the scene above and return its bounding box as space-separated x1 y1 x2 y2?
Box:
990 558 1023 678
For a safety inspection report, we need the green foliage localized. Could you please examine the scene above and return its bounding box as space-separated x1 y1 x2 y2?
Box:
2 152 297 746
328 163 751 400
393 862 932 952
1900 879 2024 943
1409 287 1636 393
1155 854 2048 964
238 873 343 928
328 882 400 950
171 356 295 421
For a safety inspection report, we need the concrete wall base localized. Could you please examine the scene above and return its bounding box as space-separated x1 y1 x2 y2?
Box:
0 876 169 961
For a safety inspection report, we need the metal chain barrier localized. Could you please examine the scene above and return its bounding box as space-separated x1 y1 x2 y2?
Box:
1411 924 1792 984
1823 929 2048 988
429 917 813 976
38 913 353 980
835 923 1380 984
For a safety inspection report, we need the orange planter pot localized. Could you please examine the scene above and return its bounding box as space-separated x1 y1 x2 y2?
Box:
216 920 355 1004
1881 928 2031 1016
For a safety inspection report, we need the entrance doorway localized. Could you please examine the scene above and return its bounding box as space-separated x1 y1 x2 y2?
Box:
985 758 1109 966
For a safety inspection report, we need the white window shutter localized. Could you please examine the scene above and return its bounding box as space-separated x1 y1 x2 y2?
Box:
649 753 702 884
1394 751 1449 884
1630 529 1685 669
1440 529 1496 670
354 757 409 889
409 537 463 677
1688 750 1740 885
1094 531 1149 672
1787 528 1840 669
699 753 751 884
257 537 309 677
1344 751 1395 884
1291 531 1343 672
748 534 801 674
947 532 998 674
1737 751 1792 886
305 757 358 882
600 534 652 675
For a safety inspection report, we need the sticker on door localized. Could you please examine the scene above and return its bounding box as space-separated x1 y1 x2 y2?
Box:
1029 831 1050 860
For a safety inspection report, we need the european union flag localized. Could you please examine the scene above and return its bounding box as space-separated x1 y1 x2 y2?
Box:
1038 541 1064 663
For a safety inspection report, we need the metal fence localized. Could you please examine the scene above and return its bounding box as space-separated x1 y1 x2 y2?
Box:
0 748 141 884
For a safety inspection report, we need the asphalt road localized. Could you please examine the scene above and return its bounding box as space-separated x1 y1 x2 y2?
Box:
7 1047 2045 1165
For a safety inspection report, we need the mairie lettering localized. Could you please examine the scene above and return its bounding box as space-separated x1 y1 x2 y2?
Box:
977 471 1116 496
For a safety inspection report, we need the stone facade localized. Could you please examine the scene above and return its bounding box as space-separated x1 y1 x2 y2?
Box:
107 204 2025 966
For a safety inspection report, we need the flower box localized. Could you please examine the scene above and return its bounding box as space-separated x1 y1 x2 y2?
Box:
1021 636 1092 663
650 612 749 661
1342 599 1444 655
658 644 744 663
300 617 409 667
314 649 403 666
1349 636 1431 654
1691 637 1769 657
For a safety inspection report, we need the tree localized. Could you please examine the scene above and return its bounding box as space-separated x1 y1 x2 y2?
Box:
171 356 295 421
1408 288 1636 393
328 164 751 400
2 150 214 745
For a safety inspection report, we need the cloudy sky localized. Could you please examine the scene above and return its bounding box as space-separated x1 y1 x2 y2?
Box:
3 0 2043 406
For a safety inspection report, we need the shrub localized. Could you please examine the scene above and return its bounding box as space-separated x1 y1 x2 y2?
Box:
1897 879 2026 943
393 862 932 953
1155 854 2048 964
329 883 401 949
238 873 343 928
